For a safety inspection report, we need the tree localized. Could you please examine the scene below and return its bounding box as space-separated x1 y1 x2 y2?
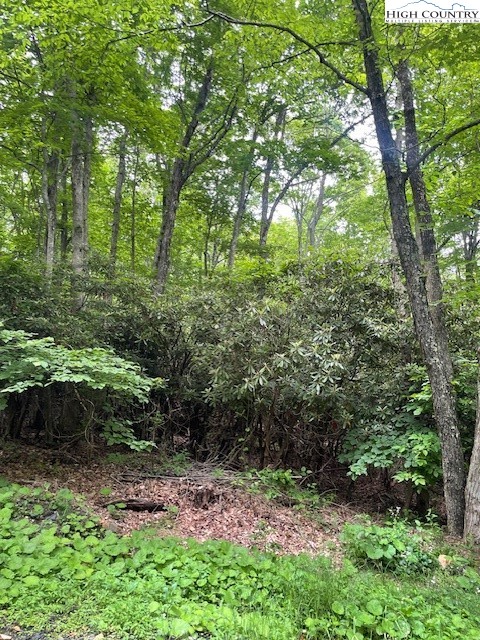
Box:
352 0 464 536
205 0 480 535
152 25 240 293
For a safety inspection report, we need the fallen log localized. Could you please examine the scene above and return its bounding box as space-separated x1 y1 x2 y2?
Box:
103 499 167 513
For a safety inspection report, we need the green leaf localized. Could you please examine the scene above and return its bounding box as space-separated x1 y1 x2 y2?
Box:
366 600 383 616
365 545 383 560
332 601 345 615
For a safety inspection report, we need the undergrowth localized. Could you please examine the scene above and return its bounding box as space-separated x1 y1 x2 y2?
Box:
0 480 479 639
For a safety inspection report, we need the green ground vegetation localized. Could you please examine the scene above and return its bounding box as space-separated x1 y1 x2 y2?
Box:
1 481 479 640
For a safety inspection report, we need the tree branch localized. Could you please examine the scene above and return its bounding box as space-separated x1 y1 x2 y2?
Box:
330 112 372 146
406 118 480 176
205 7 369 95
102 14 216 51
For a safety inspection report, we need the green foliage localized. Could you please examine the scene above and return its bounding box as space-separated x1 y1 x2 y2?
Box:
0 325 156 404
341 516 436 575
407 360 478 449
187 260 404 467
101 418 155 452
306 577 480 640
0 324 160 447
236 467 321 508
1 483 479 640
340 416 442 488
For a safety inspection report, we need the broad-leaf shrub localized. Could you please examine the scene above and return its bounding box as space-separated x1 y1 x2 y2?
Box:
188 261 406 469
339 413 442 489
341 517 435 574
0 325 160 446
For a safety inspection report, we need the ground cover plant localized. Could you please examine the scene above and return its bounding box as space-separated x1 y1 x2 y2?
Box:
1 481 479 640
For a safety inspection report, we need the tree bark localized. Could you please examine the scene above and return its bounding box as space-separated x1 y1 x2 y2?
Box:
41 142 59 278
462 214 479 282
60 171 69 261
397 59 453 380
154 157 185 293
82 115 93 253
110 133 127 270
131 145 140 271
464 348 480 540
353 0 465 535
390 84 409 321
154 64 214 294
228 128 259 268
308 172 327 247
259 108 287 247
71 125 85 278
71 109 93 309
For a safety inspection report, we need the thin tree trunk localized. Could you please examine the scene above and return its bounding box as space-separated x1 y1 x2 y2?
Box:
390 85 409 320
154 65 214 294
82 115 93 260
131 146 140 271
110 134 127 270
71 109 93 309
71 123 85 278
60 171 69 261
462 220 479 282
228 128 258 268
154 158 184 293
204 208 214 276
353 0 465 535
260 108 286 247
464 348 480 540
296 211 303 261
41 143 59 278
308 172 327 247
260 155 275 247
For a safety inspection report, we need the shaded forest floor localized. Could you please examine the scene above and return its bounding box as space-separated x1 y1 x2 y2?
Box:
0 444 370 560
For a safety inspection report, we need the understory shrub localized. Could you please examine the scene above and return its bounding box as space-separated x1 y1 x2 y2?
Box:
0 325 160 447
341 516 436 574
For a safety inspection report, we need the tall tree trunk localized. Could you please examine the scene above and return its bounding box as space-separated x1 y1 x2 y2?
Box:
397 59 453 381
154 158 184 293
353 0 465 535
390 84 409 321
154 65 214 294
60 171 69 262
260 108 286 247
82 115 93 251
259 155 274 247
228 128 259 268
464 348 480 540
71 126 85 278
203 219 211 276
308 172 327 247
71 110 93 308
462 218 479 282
131 146 140 271
110 134 127 270
41 144 59 278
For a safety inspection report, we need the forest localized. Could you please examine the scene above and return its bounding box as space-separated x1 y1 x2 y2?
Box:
1 1 480 638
